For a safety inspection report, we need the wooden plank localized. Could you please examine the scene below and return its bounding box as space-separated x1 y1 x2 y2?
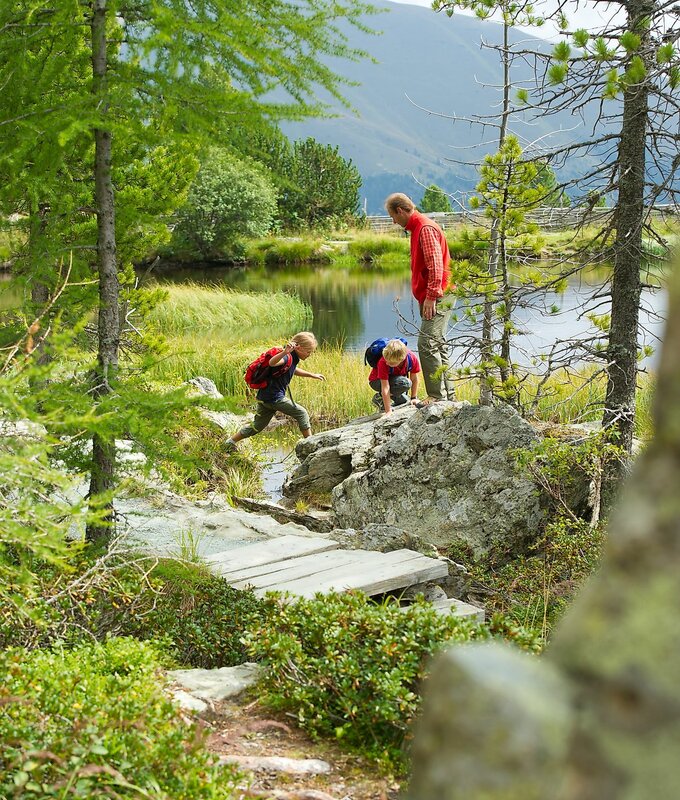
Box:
255 548 448 599
229 549 381 590
206 535 339 576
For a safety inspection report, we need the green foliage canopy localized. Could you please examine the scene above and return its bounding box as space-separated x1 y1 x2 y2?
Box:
0 638 239 798
278 137 363 229
420 183 453 212
174 151 278 256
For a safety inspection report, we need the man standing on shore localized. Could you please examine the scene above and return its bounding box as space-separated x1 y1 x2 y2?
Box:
385 192 454 403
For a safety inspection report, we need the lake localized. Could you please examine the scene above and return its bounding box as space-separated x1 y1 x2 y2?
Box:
153 261 667 367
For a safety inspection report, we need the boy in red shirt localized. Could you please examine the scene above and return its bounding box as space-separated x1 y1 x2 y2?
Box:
368 338 421 415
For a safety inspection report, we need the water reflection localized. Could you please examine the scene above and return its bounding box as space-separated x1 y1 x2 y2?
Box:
148 262 667 366
151 264 416 351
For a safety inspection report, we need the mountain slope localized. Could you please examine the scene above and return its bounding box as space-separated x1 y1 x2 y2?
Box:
281 0 585 212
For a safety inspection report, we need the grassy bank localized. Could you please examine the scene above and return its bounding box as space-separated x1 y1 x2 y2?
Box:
147 282 311 337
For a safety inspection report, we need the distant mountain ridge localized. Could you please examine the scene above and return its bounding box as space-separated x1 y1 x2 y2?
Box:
281 0 584 213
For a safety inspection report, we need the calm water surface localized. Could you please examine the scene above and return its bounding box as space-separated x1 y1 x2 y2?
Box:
153 261 667 367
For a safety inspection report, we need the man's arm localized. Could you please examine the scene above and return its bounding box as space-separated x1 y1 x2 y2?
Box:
420 226 444 320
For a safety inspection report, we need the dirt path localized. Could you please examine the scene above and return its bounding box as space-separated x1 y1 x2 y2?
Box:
203 695 401 800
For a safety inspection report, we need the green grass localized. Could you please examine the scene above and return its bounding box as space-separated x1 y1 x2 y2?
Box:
151 340 374 424
346 234 409 262
147 282 311 337
243 237 333 266
146 283 657 437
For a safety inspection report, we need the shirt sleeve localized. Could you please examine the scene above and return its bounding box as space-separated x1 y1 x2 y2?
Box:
420 225 444 301
409 352 421 374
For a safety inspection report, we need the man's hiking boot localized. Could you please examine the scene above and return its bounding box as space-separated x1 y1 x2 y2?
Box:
224 439 239 453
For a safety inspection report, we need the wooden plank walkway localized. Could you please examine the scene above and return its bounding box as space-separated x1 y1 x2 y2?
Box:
206 534 449 601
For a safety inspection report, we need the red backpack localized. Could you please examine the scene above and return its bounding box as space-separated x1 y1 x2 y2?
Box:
244 347 291 390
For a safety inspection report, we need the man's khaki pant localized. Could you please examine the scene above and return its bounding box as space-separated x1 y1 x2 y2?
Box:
418 304 454 400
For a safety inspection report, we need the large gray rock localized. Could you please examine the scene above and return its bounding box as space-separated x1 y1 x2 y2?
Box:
402 258 680 800
407 644 572 800
285 402 543 557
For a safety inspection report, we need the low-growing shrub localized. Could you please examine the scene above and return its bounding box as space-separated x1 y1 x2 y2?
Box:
1 553 264 669
244 591 487 770
118 560 265 668
450 435 614 643
466 517 605 640
0 638 239 799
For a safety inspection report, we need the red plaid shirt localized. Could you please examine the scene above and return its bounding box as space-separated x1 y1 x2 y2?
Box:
419 225 445 301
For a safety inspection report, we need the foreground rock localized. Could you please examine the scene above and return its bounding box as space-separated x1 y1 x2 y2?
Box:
405 268 680 798
284 402 543 557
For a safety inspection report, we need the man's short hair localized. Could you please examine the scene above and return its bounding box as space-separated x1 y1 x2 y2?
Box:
385 193 415 214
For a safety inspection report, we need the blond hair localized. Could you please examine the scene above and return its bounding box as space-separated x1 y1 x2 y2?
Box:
292 331 318 350
385 193 415 214
383 338 408 367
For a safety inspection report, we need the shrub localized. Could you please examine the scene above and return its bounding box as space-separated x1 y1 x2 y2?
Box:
1 550 264 670
173 150 277 257
0 638 238 799
452 435 615 643
244 591 487 770
117 560 265 668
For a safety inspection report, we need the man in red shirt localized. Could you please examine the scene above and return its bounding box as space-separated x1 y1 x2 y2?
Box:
385 192 454 402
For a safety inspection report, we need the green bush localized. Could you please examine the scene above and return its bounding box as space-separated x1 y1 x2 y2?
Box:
0 553 264 669
0 638 238 799
244 591 487 770
468 517 605 640
117 560 265 668
451 435 614 644
173 149 277 258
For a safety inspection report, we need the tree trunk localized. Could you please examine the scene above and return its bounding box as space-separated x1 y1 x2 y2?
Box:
29 202 53 370
86 0 120 545
480 17 511 406
601 0 651 511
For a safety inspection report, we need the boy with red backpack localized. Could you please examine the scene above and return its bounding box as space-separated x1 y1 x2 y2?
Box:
367 338 421 415
226 331 325 451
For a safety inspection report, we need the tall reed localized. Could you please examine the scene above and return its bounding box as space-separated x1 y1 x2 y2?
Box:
147 283 310 337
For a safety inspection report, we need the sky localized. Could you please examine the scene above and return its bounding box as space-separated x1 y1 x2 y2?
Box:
388 0 623 41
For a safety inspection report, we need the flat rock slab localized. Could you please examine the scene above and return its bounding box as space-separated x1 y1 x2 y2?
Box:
171 689 209 713
431 597 485 622
167 663 260 701
208 535 448 599
219 756 331 775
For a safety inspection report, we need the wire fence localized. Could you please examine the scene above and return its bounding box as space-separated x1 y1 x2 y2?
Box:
366 204 680 234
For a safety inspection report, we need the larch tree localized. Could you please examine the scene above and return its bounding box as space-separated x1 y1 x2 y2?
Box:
519 0 680 508
0 0 377 543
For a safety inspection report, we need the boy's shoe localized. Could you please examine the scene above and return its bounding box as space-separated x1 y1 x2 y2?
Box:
392 393 409 407
224 439 239 453
371 393 384 410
